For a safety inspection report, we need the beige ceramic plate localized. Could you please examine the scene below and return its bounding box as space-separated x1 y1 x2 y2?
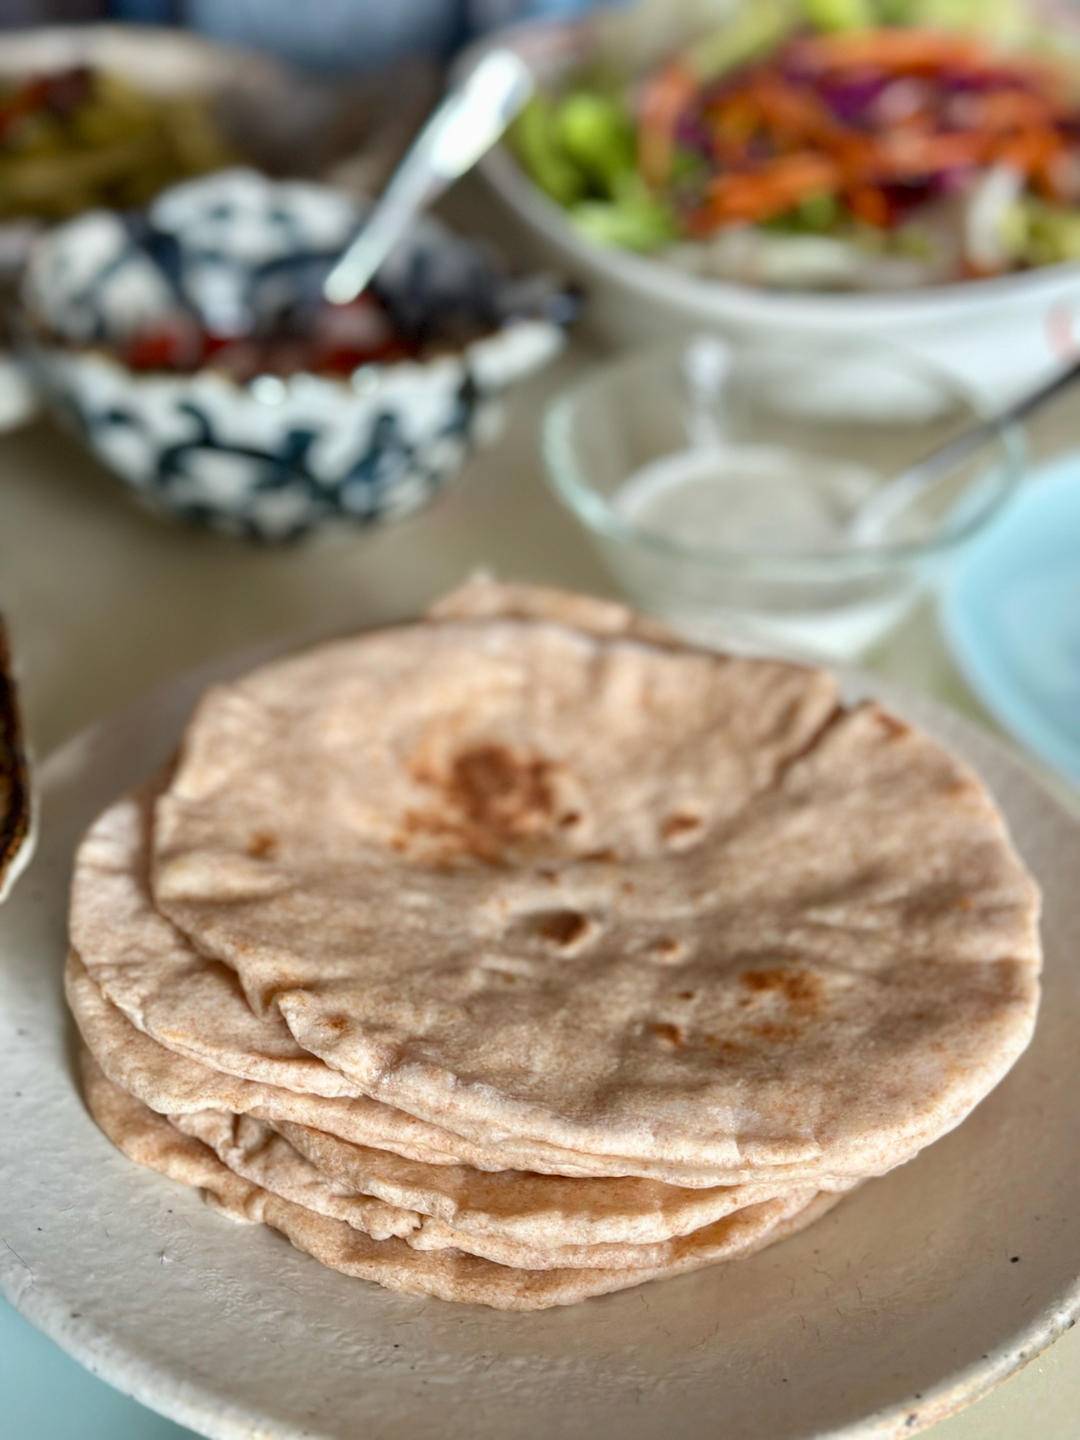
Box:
0 645 1078 1440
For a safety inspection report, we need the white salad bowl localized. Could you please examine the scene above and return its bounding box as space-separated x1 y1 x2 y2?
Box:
462 17 1080 402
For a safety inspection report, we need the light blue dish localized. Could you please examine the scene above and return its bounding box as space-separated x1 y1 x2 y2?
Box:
940 454 1080 789
0 1298 193 1438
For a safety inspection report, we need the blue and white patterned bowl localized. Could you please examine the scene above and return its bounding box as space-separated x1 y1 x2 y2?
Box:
18 168 573 541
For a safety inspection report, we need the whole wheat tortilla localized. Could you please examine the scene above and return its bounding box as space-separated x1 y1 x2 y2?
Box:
68 576 678 1103
69 952 850 1251
268 1115 829 1248
70 783 368 1101
67 794 869 1186
171 1108 828 1270
69 781 877 1192
150 604 1041 1181
82 1051 842 1310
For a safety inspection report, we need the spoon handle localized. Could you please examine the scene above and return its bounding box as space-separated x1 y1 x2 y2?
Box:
850 353 1080 544
323 50 534 306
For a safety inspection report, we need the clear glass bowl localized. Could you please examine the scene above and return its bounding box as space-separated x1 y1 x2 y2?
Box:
543 339 1024 662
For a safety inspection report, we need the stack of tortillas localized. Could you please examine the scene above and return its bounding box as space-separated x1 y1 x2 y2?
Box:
67 580 1043 1309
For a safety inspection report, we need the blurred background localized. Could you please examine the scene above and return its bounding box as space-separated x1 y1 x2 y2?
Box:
0 0 1078 1435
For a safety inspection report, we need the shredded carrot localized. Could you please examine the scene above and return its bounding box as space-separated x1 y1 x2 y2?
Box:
644 24 1080 239
788 28 990 76
846 185 891 228
959 88 1058 132
638 59 698 189
703 152 842 225
991 128 1065 176
744 71 840 148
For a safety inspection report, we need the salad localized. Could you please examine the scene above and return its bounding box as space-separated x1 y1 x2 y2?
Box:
510 0 1080 288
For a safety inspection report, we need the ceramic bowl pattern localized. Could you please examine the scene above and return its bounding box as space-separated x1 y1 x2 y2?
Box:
19 169 570 540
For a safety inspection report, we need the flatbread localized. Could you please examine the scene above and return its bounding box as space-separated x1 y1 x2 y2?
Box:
150 608 1042 1182
82 1051 842 1310
268 1116 825 1248
75 783 795 1188
171 1108 830 1270
71 783 367 1101
69 952 847 1248
70 793 861 1188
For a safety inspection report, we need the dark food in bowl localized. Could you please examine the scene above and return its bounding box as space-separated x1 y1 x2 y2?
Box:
103 236 573 382
121 294 418 381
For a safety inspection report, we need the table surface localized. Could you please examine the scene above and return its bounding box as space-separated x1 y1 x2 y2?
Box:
0 328 1077 1439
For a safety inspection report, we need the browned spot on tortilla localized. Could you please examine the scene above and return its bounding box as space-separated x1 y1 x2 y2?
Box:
951 894 974 911
246 830 278 860
448 745 555 832
741 967 823 1012
582 847 615 863
704 1034 742 1056
558 810 582 829
651 937 685 963
404 743 559 863
946 777 977 798
534 910 590 948
748 1020 799 1044
650 1022 684 1048
324 1016 348 1034
661 812 703 843
400 807 504 865
875 710 910 741
677 990 696 1001
539 868 561 885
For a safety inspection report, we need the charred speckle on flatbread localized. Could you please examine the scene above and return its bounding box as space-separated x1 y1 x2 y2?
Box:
532 909 591 948
874 711 911 742
444 744 556 836
650 1022 685 1048
400 743 559 863
246 830 278 860
661 812 704 845
650 937 686 964
749 1021 801 1044
703 1034 744 1056
741 968 824 1013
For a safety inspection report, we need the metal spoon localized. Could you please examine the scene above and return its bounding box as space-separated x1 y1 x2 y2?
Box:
847 356 1080 545
321 49 534 308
